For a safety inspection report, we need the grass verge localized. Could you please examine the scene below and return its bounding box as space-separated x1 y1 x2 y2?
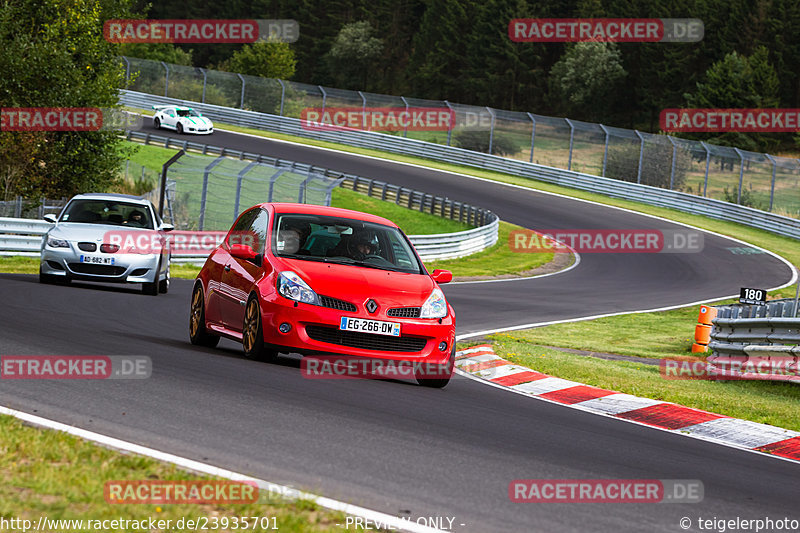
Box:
0 413 372 531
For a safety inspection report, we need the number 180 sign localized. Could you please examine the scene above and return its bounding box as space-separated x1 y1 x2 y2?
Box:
740 287 767 305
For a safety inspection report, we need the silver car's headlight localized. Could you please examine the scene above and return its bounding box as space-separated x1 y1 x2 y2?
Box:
47 236 69 248
277 271 319 305
420 288 448 318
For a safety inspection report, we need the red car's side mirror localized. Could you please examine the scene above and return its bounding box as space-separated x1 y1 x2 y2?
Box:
432 269 453 284
230 244 258 261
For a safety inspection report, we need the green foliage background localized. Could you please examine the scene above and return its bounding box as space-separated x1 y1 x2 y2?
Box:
0 0 136 200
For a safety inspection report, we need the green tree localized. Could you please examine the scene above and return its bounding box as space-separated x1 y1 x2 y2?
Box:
119 43 193 65
223 41 297 79
547 42 627 122
0 0 136 200
324 21 383 90
407 0 471 100
683 46 780 150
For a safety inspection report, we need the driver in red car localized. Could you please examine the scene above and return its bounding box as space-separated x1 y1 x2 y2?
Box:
350 236 376 259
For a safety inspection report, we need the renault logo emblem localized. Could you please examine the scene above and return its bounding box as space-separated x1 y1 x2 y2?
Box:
365 299 378 314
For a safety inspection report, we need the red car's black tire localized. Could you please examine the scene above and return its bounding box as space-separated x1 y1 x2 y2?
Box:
189 284 220 348
242 296 278 362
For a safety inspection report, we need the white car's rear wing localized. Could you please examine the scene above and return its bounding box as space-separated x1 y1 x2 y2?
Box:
152 105 172 111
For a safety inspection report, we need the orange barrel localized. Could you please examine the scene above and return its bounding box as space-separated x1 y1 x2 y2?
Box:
695 324 712 345
698 305 717 326
691 343 708 353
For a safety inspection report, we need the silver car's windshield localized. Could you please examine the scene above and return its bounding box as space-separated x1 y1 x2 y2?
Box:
273 214 424 274
60 200 154 229
177 109 201 117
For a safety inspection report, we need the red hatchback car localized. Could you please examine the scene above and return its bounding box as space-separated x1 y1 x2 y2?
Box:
189 203 456 387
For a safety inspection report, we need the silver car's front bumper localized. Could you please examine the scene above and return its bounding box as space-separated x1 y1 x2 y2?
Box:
40 245 162 284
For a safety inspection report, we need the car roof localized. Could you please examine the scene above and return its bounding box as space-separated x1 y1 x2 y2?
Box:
69 193 152 205
265 203 399 228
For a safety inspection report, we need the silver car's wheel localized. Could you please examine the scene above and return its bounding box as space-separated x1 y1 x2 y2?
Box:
176 122 184 134
158 263 170 294
154 117 160 129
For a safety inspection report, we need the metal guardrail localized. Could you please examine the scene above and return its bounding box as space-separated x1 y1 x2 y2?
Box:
120 90 800 241
707 300 800 378
0 218 49 256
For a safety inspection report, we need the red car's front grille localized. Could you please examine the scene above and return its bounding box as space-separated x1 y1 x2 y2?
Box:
387 307 422 318
319 295 357 312
305 325 427 353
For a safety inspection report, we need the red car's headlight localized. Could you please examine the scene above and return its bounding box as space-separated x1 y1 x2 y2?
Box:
276 271 320 305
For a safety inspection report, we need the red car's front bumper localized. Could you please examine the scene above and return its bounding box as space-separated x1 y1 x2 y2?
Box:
260 296 455 365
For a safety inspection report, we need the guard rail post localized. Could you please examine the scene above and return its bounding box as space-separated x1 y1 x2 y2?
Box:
277 79 286 116
161 61 169 97
237 74 246 109
699 141 711 197
565 118 575 171
765 153 777 212
667 136 678 190
444 101 454 146
527 113 536 163
734 148 745 204
319 86 327 115
599 124 609 177
199 68 207 103
198 156 225 230
487 107 496 156
401 96 409 138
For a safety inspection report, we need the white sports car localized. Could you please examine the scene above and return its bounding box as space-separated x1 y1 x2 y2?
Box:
152 105 214 135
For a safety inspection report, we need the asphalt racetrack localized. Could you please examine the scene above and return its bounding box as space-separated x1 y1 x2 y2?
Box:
0 126 797 532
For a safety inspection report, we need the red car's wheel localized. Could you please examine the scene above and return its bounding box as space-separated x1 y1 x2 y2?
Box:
189 284 220 348
242 296 278 362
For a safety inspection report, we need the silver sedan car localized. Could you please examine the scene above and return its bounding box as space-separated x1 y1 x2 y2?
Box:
39 193 173 295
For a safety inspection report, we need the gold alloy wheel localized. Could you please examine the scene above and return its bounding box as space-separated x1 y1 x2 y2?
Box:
190 287 203 337
243 299 259 353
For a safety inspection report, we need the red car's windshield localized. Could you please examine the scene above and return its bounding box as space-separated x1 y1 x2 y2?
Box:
273 213 424 275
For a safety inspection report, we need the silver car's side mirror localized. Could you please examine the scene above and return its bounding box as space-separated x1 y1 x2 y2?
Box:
161 223 175 232
43 214 57 223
